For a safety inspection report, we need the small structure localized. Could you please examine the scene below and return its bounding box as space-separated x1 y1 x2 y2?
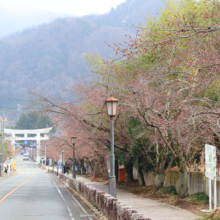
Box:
118 166 125 182
4 127 52 163
205 144 217 211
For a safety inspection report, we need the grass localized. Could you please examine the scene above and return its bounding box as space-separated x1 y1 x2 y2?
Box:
202 208 220 220
157 186 177 195
188 192 209 205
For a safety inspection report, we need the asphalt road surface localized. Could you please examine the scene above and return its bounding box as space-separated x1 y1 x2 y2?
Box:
0 155 94 220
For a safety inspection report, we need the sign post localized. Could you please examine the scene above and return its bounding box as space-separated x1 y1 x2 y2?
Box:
205 144 217 211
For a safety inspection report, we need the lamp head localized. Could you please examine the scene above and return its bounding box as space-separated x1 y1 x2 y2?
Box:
104 96 119 118
71 136 77 144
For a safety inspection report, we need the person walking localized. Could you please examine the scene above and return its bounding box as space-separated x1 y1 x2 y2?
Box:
4 165 7 173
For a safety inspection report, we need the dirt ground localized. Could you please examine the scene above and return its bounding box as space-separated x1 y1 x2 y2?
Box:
89 176 211 218
116 181 210 218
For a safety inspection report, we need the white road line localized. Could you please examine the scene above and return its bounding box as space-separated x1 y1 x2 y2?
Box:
66 190 93 220
52 179 75 220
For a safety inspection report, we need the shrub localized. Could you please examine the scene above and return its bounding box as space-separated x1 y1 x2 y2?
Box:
188 192 209 204
157 186 177 195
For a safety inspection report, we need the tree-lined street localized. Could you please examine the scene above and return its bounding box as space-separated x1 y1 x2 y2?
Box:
1 0 220 219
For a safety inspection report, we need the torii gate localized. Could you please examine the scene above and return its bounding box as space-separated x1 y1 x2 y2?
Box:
4 127 53 163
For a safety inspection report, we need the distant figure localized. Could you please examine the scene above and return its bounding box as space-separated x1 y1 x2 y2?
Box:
4 166 7 173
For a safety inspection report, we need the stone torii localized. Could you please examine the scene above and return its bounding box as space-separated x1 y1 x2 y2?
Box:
4 127 53 163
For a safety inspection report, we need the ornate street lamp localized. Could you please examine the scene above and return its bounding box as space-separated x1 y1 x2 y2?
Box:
105 95 119 197
71 136 77 179
62 149 64 174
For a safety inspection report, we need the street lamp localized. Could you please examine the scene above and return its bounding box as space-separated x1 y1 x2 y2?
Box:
62 149 64 174
105 95 118 198
45 145 47 166
71 136 77 179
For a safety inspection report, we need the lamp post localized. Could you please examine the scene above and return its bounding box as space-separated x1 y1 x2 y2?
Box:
45 145 46 166
105 95 118 198
62 149 64 174
71 136 77 179
56 158 58 175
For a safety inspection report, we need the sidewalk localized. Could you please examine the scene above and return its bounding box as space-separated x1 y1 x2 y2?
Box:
75 175 200 220
0 171 17 180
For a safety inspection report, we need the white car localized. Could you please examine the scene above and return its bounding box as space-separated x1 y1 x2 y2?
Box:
23 155 29 161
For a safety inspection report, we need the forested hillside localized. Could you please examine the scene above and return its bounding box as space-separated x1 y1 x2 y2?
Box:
84 0 164 28
0 8 70 38
0 0 164 120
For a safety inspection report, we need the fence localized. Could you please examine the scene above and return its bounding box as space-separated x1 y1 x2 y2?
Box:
48 169 151 220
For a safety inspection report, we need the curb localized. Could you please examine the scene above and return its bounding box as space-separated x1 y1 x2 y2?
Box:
0 171 18 181
52 172 108 220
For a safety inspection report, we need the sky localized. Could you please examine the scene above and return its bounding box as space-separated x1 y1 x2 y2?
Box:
0 0 127 16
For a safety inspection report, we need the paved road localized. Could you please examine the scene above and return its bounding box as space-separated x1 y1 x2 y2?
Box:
0 155 93 220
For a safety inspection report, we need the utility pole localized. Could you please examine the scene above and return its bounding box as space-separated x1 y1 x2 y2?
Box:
0 118 3 177
0 113 7 177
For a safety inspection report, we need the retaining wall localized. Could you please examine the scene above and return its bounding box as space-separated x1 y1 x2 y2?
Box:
164 170 220 204
48 169 151 220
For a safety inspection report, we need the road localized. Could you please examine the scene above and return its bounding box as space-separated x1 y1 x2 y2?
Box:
0 155 94 220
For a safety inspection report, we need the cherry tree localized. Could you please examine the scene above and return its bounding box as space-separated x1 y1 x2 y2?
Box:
30 0 220 197
100 0 220 197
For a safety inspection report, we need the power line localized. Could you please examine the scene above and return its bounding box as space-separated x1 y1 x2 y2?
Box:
0 96 29 102
0 107 41 111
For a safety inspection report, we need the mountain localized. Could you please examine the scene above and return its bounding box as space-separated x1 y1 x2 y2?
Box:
0 8 71 38
84 0 164 28
0 0 165 122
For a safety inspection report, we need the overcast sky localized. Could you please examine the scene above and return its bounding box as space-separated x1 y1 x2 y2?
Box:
0 0 127 16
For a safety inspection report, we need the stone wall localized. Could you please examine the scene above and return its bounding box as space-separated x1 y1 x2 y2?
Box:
48 169 151 220
143 172 155 186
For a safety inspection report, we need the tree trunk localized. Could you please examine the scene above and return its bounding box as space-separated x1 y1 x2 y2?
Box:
80 159 86 175
93 156 109 180
89 160 95 176
86 161 92 175
76 160 82 175
115 157 119 181
155 169 165 191
154 154 166 191
154 134 166 191
93 162 100 178
124 159 134 184
137 158 145 187
176 156 189 198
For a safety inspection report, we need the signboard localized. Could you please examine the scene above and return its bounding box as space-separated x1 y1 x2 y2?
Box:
0 118 8 122
205 144 216 180
11 160 16 171
205 144 217 211
24 140 28 145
